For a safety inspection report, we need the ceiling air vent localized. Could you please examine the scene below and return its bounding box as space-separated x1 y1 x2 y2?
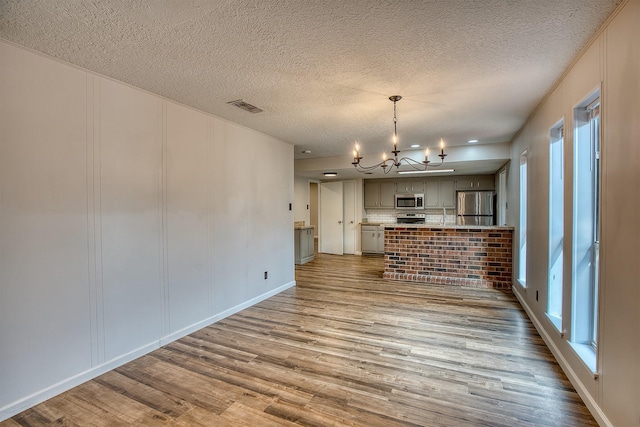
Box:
227 99 264 114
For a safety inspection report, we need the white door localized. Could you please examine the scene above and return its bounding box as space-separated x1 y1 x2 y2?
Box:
343 181 356 254
320 182 344 255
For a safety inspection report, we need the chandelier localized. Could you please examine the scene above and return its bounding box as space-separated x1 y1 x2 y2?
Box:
352 95 447 174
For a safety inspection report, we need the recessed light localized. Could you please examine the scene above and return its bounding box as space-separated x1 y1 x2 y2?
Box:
468 139 478 143
323 172 338 177
301 149 311 154
410 144 420 148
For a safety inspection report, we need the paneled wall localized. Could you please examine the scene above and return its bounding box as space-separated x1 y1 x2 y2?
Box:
0 40 295 420
507 1 640 426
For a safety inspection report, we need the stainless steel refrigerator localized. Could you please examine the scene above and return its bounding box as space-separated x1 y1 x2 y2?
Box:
457 191 495 225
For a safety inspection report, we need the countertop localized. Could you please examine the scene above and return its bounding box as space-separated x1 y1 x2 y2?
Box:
382 223 514 230
294 225 315 230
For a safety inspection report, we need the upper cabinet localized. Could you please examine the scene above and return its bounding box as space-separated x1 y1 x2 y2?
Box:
395 180 425 194
379 181 396 207
364 175 492 210
425 178 455 208
455 175 495 191
364 180 395 209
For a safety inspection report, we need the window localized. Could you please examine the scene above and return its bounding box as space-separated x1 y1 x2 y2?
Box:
518 150 528 286
571 94 601 370
547 122 564 331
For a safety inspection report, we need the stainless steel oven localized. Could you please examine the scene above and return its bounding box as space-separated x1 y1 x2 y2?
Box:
397 213 426 224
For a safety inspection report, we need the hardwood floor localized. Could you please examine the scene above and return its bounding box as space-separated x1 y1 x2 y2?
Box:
2 253 597 426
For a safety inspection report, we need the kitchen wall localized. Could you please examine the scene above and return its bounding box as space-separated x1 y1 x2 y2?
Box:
506 1 639 425
0 39 295 420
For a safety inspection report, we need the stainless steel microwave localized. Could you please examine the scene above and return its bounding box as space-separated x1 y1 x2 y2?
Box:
395 193 424 210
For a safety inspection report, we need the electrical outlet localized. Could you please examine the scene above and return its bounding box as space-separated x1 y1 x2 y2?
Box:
264 271 268 280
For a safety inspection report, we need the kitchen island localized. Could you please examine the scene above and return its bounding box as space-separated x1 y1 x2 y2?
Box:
383 224 514 289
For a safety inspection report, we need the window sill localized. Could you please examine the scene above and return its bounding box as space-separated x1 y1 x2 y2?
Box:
569 342 597 376
546 313 562 333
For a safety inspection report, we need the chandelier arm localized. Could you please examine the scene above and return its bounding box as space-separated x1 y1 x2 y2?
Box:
354 164 382 172
353 158 396 172
398 157 427 170
427 157 446 167
402 156 448 168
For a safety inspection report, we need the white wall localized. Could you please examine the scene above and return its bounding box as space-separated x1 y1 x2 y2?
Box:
0 40 295 420
294 175 310 224
507 2 639 426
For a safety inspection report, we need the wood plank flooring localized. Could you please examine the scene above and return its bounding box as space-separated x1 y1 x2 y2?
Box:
2 252 597 426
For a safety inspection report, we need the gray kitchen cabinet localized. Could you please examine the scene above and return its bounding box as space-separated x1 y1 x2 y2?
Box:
294 226 315 264
440 179 455 207
455 175 495 191
425 178 455 208
395 180 424 194
379 181 395 207
425 180 439 208
361 225 384 254
364 182 379 208
364 180 395 208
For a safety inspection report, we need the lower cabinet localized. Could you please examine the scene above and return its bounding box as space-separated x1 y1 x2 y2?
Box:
295 226 315 264
361 225 384 254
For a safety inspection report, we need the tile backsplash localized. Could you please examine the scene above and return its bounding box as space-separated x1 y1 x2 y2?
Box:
365 208 457 225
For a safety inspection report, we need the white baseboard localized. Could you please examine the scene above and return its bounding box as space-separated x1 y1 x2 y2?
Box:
0 342 158 421
0 280 296 422
512 288 612 427
160 280 296 346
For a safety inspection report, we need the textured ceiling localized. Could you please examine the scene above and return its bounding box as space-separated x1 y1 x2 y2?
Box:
0 0 620 172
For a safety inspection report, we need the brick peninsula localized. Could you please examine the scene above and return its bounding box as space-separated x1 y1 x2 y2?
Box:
383 224 514 289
